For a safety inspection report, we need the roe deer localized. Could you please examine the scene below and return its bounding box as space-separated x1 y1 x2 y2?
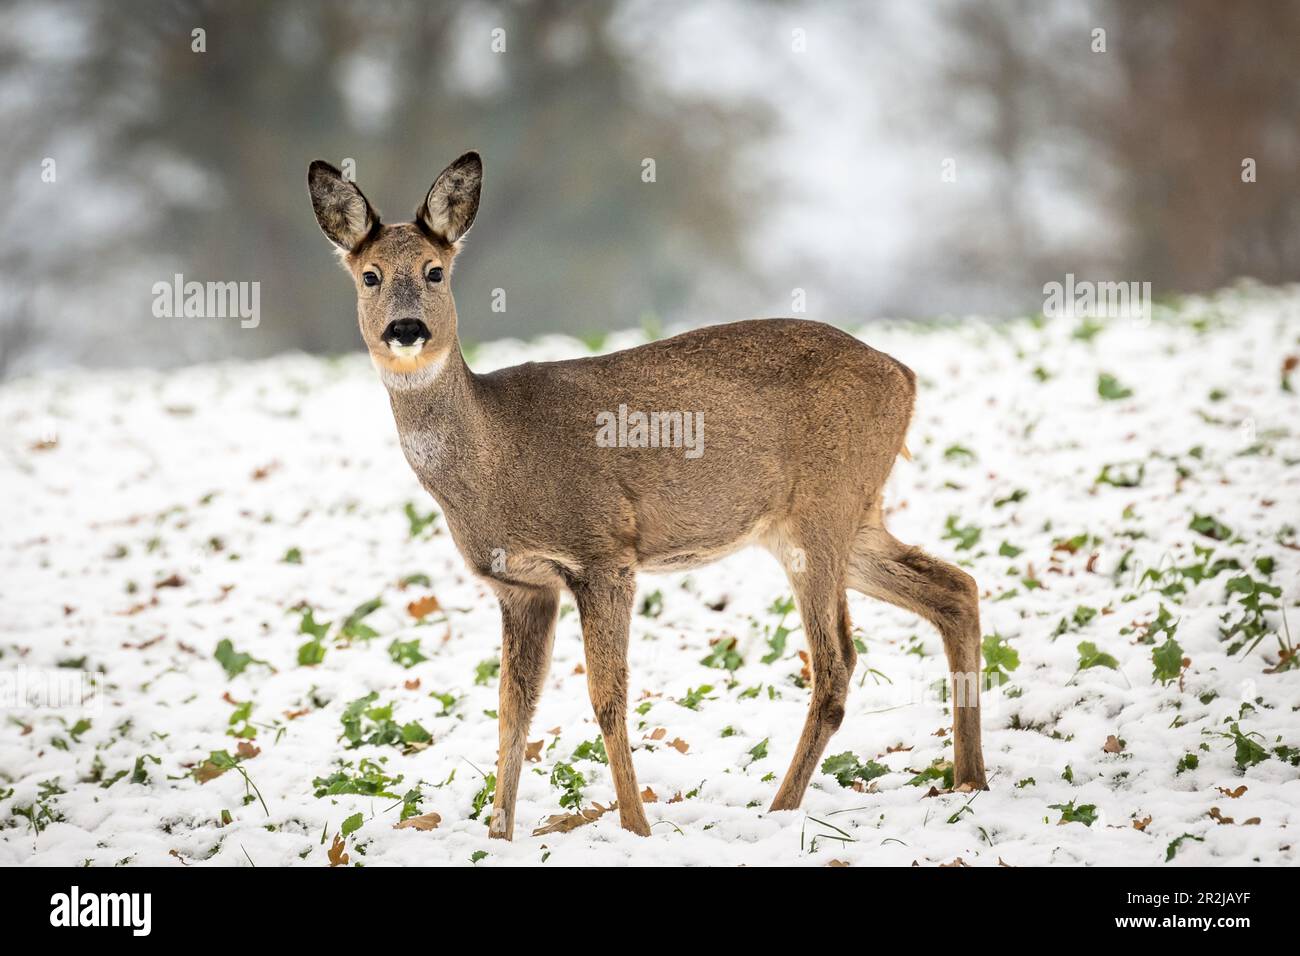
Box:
307 152 987 840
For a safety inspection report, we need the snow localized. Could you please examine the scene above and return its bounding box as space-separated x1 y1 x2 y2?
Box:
2 284 1298 867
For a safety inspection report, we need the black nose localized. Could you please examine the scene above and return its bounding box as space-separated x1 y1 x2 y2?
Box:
383 318 429 347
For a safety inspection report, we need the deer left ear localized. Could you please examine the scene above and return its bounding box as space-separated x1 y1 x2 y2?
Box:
417 151 482 245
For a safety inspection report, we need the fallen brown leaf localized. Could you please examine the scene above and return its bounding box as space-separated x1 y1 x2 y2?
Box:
531 803 612 836
404 678 421 690
168 849 189 866
394 812 442 831
1103 734 1124 754
647 727 667 741
1133 815 1152 832
327 834 349 867
1209 807 1234 825
406 594 441 619
640 786 658 803
667 737 690 754
940 857 969 867
1217 785 1247 799
193 758 230 784
525 739 545 762
827 859 849 867
155 574 185 589
235 741 261 760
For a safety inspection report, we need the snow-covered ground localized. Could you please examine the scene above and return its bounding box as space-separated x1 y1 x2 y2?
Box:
2 284 1298 867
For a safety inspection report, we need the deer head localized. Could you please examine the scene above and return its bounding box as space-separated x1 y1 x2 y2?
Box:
307 152 482 377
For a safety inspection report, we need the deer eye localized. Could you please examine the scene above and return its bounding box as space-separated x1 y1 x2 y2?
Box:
426 266 444 284
362 271 380 287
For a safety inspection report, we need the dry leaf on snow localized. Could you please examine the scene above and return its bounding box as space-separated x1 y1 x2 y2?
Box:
407 594 441 619
531 803 613 836
327 834 349 867
394 812 442 831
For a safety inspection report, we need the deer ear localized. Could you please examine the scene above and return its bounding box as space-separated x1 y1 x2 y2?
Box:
417 151 482 245
308 160 379 252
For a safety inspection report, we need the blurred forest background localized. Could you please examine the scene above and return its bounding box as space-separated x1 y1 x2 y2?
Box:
1 0 1298 378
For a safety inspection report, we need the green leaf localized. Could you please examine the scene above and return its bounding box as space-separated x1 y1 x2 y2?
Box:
677 685 714 710
700 637 743 672
1165 833 1204 862
821 751 889 788
1076 641 1119 671
388 638 427 669
214 639 267 679
469 773 496 821
639 590 664 618
906 760 954 789
1097 372 1133 401
1151 637 1185 685
404 502 439 538
1223 722 1269 770
1048 800 1098 826
1189 513 1232 541
982 633 1020 681
297 639 326 666
942 515 981 551
340 812 363 837
572 737 609 765
549 763 586 811
298 608 330 639
474 658 500 686
312 758 403 799
340 598 383 641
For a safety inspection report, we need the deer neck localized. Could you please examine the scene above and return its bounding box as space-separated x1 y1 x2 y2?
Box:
377 339 490 503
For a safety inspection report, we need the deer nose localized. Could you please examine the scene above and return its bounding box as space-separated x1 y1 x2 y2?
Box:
383 318 429 347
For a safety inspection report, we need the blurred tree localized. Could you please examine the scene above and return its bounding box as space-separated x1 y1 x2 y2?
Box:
0 0 768 372
929 0 1300 297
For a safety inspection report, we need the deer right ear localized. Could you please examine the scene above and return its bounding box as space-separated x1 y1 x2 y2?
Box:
308 161 379 253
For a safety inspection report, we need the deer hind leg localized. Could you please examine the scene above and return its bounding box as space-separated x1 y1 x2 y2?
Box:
489 583 559 840
848 523 988 790
768 536 853 812
570 568 651 836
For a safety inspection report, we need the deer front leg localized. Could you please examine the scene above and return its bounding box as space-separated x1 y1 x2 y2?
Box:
488 584 559 840
571 569 651 836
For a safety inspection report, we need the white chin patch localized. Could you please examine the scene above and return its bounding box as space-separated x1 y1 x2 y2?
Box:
387 339 426 360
